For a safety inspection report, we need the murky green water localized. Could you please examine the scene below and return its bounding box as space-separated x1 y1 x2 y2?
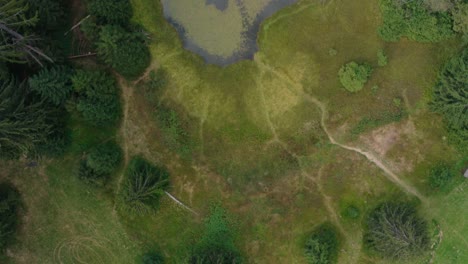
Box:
161 0 299 65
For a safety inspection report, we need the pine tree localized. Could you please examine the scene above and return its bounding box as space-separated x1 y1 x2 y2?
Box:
29 66 73 105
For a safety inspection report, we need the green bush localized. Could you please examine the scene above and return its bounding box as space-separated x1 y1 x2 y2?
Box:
0 182 21 254
338 62 373 92
377 49 388 67
364 201 429 260
78 159 105 185
142 251 164 264
452 1 468 37
88 0 132 25
428 163 454 190
86 141 122 174
378 0 454 42
119 156 169 214
97 25 151 78
304 223 340 264
190 206 242 264
431 48 468 146
342 205 360 220
29 66 73 105
72 70 121 126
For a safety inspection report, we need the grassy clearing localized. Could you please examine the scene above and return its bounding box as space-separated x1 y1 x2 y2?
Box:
126 0 466 263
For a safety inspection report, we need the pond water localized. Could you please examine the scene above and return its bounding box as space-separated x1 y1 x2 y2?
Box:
161 0 299 65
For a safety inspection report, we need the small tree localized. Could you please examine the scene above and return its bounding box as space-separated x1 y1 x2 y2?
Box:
428 163 454 190
96 25 150 79
377 49 388 67
71 70 121 126
120 156 169 214
29 66 73 105
364 201 430 260
86 141 122 174
88 0 133 25
190 206 242 264
304 223 340 264
338 62 373 92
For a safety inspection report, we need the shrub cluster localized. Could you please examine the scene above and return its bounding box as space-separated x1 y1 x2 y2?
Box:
119 156 170 214
304 223 340 264
142 251 164 264
378 0 454 42
88 0 133 26
364 201 429 260
338 62 373 93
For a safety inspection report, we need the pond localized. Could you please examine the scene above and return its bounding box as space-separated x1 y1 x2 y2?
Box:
161 0 299 65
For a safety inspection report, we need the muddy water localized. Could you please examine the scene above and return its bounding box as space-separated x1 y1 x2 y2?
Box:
161 0 299 65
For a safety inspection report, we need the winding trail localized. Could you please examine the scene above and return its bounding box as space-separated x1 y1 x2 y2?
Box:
254 56 426 202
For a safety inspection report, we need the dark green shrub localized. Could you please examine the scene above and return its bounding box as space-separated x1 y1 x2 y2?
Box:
119 156 169 214
96 25 151 78
364 201 429 260
71 70 121 126
0 182 21 254
78 159 106 185
452 1 468 37
342 205 360 220
431 48 468 146
378 0 454 42
304 223 339 264
190 206 242 264
29 66 73 105
86 141 122 174
377 49 388 67
338 62 373 92
428 163 454 190
142 251 164 264
26 0 65 30
88 0 132 25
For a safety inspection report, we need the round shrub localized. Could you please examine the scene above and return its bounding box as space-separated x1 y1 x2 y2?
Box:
428 163 454 190
342 205 360 220
78 159 105 185
88 0 132 25
338 62 373 92
364 201 429 260
304 223 339 264
97 25 151 79
86 141 122 174
119 156 169 214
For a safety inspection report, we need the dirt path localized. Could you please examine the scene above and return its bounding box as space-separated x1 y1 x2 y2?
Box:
254 56 426 203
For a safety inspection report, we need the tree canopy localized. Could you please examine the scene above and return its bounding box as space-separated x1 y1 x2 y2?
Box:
338 62 373 92
96 25 150 78
119 156 170 214
72 69 121 126
304 223 340 264
0 182 21 253
364 201 429 260
88 0 133 26
431 47 468 144
29 66 73 105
